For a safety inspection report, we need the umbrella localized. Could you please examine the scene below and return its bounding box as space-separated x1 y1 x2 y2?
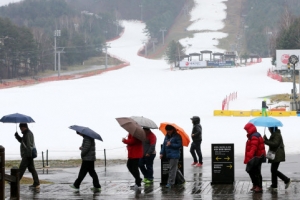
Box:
0 113 35 131
159 122 190 147
0 113 35 123
130 116 158 129
116 117 146 141
69 125 103 141
249 116 283 127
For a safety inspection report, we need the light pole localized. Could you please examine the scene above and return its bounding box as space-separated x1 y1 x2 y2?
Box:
160 28 167 45
150 38 157 53
289 55 299 110
56 47 65 77
103 43 111 69
54 30 61 71
143 40 148 56
139 4 143 21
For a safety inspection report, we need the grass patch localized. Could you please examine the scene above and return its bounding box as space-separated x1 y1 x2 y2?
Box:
5 159 127 169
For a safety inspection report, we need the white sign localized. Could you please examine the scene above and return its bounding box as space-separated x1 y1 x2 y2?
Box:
179 61 207 68
276 50 300 70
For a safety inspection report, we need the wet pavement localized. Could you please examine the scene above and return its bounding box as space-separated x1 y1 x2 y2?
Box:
5 154 300 199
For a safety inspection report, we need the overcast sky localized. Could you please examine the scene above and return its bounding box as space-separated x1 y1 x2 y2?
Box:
0 0 22 7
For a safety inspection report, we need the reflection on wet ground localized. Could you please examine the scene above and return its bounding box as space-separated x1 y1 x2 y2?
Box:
6 179 300 199
4 156 300 199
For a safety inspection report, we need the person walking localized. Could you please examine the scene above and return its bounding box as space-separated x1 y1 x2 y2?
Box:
70 132 101 192
14 123 40 189
190 116 203 167
264 127 291 191
160 125 182 188
244 123 266 193
122 133 143 190
262 99 268 116
139 128 156 184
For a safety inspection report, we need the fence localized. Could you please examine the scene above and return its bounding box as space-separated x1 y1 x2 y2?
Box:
0 145 20 200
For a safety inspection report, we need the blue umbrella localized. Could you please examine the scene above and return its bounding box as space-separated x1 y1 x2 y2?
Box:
69 125 103 141
249 116 283 127
0 113 35 123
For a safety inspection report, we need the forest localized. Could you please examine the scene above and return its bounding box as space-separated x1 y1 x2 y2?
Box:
0 0 184 79
243 0 300 58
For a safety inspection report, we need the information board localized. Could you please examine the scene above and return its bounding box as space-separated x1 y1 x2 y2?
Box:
211 143 234 184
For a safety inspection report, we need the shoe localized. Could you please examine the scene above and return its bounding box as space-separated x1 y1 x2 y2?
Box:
29 184 40 189
144 179 153 184
285 179 292 189
195 163 203 167
130 184 141 190
250 185 256 191
267 186 277 192
191 162 197 166
130 184 136 188
142 178 148 183
69 185 79 192
253 186 263 193
90 187 101 192
165 183 172 188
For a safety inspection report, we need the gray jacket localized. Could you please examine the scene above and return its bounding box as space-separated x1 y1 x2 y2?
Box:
15 129 35 158
81 136 96 161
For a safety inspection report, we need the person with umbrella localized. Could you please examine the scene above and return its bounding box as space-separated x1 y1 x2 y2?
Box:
160 124 182 188
263 127 291 191
243 123 266 193
69 126 101 192
15 123 40 189
138 127 157 184
190 116 203 167
122 133 143 190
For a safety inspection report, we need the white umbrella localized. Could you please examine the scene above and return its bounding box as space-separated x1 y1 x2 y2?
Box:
130 116 158 129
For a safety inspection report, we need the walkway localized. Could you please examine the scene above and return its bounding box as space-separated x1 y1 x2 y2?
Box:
4 155 300 199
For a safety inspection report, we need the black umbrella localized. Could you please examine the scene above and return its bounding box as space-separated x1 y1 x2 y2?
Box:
0 113 35 131
69 125 103 141
0 113 35 123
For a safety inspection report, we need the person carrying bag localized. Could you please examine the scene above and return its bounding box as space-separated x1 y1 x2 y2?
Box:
264 127 291 191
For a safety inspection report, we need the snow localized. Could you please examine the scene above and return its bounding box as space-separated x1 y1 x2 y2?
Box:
1 0 300 161
0 0 22 7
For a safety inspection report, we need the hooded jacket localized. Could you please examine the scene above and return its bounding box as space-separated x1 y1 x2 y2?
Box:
244 123 266 164
264 129 285 163
191 124 202 142
123 134 143 159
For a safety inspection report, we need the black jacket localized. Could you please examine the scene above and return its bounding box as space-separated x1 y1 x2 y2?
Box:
15 129 35 158
191 124 202 142
81 136 96 161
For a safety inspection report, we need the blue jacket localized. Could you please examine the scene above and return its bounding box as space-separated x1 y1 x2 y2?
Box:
160 132 182 159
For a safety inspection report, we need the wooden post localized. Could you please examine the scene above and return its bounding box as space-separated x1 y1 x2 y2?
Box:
0 146 5 200
104 149 106 169
10 167 20 199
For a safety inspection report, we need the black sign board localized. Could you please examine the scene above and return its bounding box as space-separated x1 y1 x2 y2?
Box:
211 143 234 184
160 144 184 185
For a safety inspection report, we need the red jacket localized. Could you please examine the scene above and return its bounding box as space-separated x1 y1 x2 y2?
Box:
244 123 266 164
122 134 143 159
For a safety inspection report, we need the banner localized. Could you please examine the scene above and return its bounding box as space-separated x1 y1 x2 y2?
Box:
276 50 300 70
179 61 207 68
